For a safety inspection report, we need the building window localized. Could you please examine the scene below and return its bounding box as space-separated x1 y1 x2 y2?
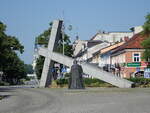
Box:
133 53 140 62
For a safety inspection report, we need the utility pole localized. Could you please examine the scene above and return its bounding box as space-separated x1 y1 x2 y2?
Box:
62 24 65 56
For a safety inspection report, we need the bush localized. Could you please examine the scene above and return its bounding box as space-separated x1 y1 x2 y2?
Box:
127 77 150 87
0 96 3 100
64 73 71 78
84 78 105 85
0 81 10 86
84 78 114 87
56 78 68 85
55 77 114 87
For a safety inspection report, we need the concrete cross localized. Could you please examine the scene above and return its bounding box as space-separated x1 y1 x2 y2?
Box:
39 20 63 87
38 20 134 88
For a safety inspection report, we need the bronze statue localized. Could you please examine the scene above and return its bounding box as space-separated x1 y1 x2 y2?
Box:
68 60 85 89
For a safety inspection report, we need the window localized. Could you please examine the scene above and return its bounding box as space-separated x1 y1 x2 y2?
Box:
133 53 140 62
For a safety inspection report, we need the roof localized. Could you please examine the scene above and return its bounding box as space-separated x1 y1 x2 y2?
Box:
112 33 148 53
90 31 133 40
87 40 103 48
75 41 109 58
92 42 124 56
90 33 100 40
100 42 125 54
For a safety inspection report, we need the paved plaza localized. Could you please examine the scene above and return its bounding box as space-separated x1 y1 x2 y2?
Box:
0 87 150 113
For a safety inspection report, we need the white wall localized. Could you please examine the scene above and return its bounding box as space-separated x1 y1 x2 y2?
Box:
111 53 125 65
99 54 111 67
77 42 110 63
133 26 143 34
93 32 133 43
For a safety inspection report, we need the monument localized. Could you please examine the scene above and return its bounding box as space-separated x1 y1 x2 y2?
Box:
38 20 134 88
69 60 85 89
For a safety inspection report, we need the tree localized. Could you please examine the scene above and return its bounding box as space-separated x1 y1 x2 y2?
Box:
141 13 150 63
35 22 73 79
143 13 150 35
35 56 45 79
0 21 26 84
24 64 34 74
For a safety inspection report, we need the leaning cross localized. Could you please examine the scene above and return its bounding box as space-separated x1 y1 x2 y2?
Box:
38 20 134 88
39 20 63 87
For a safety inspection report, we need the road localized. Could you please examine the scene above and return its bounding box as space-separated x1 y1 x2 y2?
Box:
0 86 150 113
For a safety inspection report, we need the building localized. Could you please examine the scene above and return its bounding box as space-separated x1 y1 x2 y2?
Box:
96 41 125 68
111 33 148 78
73 39 110 64
91 31 133 43
72 26 144 71
90 26 143 43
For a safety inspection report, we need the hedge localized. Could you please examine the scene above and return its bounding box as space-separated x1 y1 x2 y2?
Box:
56 77 114 87
127 77 150 87
0 81 10 86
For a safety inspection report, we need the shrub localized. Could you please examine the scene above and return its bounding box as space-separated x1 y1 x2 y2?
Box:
0 81 10 86
84 78 114 87
84 78 105 85
0 96 3 100
56 77 114 87
56 78 68 85
127 77 150 87
128 77 150 84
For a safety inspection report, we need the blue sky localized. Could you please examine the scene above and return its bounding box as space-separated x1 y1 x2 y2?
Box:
0 0 150 64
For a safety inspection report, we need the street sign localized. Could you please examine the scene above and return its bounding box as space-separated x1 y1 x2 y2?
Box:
127 62 141 67
144 68 150 78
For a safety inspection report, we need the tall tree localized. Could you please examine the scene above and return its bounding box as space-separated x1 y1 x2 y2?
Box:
0 21 26 84
143 13 150 35
24 64 34 74
142 13 150 63
35 22 73 79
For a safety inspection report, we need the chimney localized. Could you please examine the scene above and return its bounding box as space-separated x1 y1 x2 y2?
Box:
124 36 129 42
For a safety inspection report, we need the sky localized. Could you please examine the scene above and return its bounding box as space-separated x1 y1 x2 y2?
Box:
0 0 150 64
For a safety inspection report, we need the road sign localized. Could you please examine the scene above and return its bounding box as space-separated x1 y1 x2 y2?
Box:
127 62 141 67
144 68 150 78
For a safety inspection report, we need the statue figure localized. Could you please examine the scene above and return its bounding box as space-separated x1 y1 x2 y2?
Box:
68 60 85 89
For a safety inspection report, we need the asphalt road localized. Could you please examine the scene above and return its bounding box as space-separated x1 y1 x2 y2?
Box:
0 87 150 113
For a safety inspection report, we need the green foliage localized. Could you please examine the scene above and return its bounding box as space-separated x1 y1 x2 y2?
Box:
64 73 70 78
84 78 105 85
141 13 150 62
36 28 51 47
24 64 34 74
0 21 26 85
56 78 68 85
56 77 114 87
0 96 2 100
35 56 45 79
84 78 113 87
142 37 150 48
143 13 150 35
127 77 150 87
3 53 27 84
141 37 150 62
0 81 10 86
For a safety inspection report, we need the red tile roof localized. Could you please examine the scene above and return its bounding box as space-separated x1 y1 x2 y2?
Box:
112 33 148 53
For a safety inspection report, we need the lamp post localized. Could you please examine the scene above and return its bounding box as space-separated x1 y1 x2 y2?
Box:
62 24 65 56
